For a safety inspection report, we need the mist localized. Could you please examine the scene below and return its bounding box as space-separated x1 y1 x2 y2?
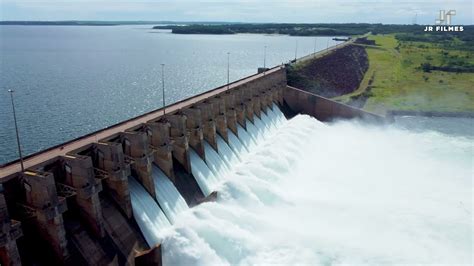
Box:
159 114 472 265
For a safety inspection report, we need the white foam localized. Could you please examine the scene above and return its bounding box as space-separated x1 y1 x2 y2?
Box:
161 114 473 265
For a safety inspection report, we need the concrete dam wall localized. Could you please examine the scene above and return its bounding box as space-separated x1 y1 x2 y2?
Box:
0 50 386 265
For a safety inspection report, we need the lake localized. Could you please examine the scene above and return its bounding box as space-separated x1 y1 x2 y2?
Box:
0 25 341 164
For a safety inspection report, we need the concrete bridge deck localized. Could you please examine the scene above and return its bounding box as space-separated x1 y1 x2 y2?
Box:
0 66 284 180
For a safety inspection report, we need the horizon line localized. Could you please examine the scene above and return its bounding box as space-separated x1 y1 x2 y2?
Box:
1 20 473 26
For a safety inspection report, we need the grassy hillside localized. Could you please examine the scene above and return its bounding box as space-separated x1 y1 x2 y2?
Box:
334 34 474 114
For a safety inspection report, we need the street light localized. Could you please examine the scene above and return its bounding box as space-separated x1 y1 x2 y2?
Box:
294 40 298 61
7 89 24 172
263 45 267 69
227 52 230 90
313 37 317 56
161 64 166 115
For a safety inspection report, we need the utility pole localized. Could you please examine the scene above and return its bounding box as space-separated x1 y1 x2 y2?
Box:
227 52 230 90
263 45 267 69
294 40 298 61
161 64 166 115
313 37 317 56
7 89 24 172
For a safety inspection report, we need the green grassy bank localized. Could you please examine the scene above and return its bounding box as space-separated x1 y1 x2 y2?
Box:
334 34 474 114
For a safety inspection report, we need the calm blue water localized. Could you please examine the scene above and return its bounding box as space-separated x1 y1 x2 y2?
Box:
0 25 341 164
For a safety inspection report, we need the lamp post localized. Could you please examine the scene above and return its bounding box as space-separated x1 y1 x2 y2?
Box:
161 64 166 115
7 89 24 172
263 45 267 69
313 37 317 56
294 40 298 61
227 52 230 90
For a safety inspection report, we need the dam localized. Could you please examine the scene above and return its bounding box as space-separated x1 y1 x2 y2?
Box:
1 41 471 266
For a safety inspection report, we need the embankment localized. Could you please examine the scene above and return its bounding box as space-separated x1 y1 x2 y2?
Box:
287 44 368 98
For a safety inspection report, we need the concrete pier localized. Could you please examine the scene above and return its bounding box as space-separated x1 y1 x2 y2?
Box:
167 114 191 174
59 155 105 237
93 140 133 219
183 108 206 160
121 130 155 198
196 101 218 151
209 96 229 142
146 119 175 181
22 170 69 260
223 93 239 135
0 192 22 266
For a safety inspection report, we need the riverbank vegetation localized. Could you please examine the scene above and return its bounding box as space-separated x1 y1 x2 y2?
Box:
154 23 473 38
333 34 474 114
155 23 378 35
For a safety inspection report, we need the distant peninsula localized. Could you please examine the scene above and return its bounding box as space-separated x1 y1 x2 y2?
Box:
152 23 455 36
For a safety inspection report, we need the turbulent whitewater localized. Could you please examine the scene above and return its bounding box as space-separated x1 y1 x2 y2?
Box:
159 114 472 265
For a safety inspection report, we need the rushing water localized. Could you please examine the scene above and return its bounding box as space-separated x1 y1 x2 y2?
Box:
216 135 240 168
227 130 248 157
204 141 231 180
244 120 261 144
128 176 171 247
236 124 256 151
158 115 472 265
189 148 218 197
189 106 285 197
152 164 189 224
0 25 342 164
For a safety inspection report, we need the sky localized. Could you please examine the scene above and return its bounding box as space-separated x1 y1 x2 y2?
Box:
0 0 472 24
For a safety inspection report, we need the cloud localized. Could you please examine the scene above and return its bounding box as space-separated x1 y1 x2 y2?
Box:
1 0 472 24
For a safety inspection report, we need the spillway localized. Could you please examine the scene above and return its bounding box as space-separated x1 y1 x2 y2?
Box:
244 120 261 144
129 176 171 247
161 114 473 265
270 103 286 124
216 135 241 167
204 141 231 180
259 110 274 131
189 148 218 196
128 107 290 254
237 124 256 151
227 130 249 158
252 116 268 137
152 164 189 223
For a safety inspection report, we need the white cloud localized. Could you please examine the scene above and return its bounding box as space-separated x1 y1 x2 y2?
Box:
1 0 472 24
